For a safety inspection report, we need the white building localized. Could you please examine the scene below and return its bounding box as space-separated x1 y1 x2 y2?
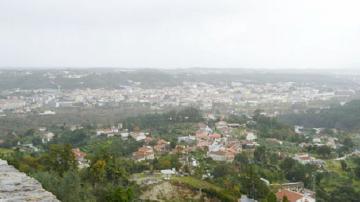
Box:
246 132 257 141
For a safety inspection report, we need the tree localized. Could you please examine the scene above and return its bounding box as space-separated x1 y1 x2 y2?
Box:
24 129 36 136
280 157 296 171
42 144 77 175
343 137 354 152
58 171 96 202
34 171 96 202
329 184 360 202
32 136 43 146
340 160 347 171
89 160 107 185
235 153 249 167
105 186 134 202
317 146 332 158
266 192 277 202
213 164 232 178
55 129 90 147
354 166 360 179
254 146 267 164
282 196 290 202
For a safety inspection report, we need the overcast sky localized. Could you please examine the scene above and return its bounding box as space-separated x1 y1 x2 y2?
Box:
1 0 360 69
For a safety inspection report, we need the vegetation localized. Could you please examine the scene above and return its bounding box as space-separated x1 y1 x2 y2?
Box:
1 106 360 201
280 100 360 130
171 176 237 202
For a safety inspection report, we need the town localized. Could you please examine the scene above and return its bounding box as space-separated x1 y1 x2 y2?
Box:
0 69 358 118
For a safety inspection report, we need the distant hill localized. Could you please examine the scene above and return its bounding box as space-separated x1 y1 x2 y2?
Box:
0 69 356 90
279 100 360 130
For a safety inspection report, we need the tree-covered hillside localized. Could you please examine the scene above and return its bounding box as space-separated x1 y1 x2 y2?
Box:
280 100 360 130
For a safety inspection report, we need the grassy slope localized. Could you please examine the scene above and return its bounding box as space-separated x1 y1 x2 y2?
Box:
322 160 360 192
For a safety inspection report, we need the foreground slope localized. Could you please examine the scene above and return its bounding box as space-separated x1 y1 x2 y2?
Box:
0 159 58 202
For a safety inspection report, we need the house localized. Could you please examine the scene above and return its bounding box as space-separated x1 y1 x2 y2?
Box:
120 132 129 139
208 141 224 152
215 121 228 130
154 139 170 152
72 148 89 169
196 140 210 150
208 133 221 140
198 123 212 133
133 146 155 161
17 143 39 152
293 153 325 167
246 132 257 141
195 130 208 140
228 123 241 128
69 125 84 131
38 127 47 132
161 168 177 179
312 138 321 144
177 135 196 144
276 189 315 202
173 145 189 154
41 132 55 143
238 195 257 202
144 136 154 144
96 127 119 137
294 125 304 134
39 110 56 115
293 153 312 164
208 150 227 161
241 140 258 149
130 132 146 141
226 141 243 153
208 150 235 162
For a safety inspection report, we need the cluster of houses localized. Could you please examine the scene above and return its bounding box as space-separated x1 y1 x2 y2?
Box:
126 120 260 163
295 126 340 149
132 138 171 162
175 121 259 162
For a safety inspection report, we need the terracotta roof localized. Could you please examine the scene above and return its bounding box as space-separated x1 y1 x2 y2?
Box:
157 139 168 145
276 189 303 202
209 133 221 139
197 140 210 147
133 146 154 159
196 130 208 139
72 148 86 159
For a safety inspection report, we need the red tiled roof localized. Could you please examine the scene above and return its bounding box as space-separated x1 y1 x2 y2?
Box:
276 189 304 202
72 148 86 159
196 130 208 138
209 133 221 139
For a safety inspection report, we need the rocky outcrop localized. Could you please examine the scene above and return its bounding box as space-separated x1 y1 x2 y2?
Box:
0 159 59 202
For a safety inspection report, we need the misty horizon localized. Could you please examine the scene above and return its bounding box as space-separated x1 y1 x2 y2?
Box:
1 0 360 69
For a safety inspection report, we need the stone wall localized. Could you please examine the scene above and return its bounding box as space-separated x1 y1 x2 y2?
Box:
0 159 59 202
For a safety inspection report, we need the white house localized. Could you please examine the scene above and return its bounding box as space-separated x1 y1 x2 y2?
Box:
130 132 146 141
246 132 257 141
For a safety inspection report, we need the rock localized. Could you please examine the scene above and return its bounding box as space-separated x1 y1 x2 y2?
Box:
0 159 59 202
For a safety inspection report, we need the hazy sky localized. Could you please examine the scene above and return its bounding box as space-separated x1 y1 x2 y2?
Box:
1 0 360 69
